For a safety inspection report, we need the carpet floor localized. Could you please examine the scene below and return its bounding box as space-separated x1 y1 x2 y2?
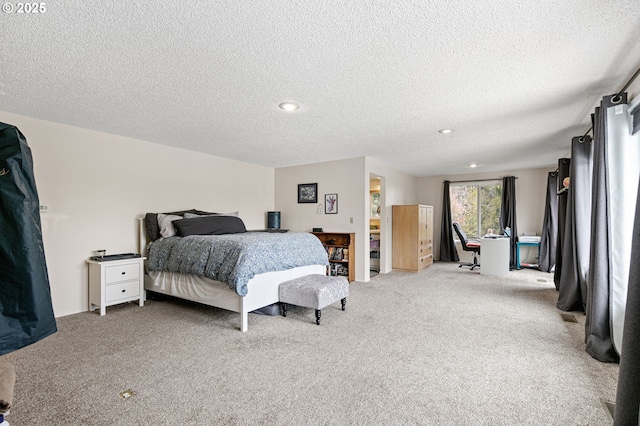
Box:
1 263 618 425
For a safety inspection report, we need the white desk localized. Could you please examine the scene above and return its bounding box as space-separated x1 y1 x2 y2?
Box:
480 237 510 277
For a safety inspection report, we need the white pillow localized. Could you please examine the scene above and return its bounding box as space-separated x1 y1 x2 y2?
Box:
157 213 182 238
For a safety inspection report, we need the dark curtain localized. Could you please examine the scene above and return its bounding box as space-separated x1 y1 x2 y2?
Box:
557 136 592 312
586 94 631 363
0 122 57 355
614 174 640 424
439 180 459 262
499 176 517 269
554 159 571 289
539 172 558 273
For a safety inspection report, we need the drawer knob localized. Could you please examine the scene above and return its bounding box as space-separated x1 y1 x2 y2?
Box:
121 272 126 275
121 289 126 293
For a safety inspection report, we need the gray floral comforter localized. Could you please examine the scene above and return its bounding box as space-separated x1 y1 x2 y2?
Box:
147 232 329 296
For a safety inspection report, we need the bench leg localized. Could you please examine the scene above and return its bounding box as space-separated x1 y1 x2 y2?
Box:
281 303 288 317
315 309 321 325
341 297 346 311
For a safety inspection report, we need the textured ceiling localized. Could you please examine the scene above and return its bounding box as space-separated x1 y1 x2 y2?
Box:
1 1 640 177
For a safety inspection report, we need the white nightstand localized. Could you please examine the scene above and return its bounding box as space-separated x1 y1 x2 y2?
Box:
86 257 146 315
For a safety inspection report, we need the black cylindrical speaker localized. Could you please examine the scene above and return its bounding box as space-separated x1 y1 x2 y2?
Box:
267 211 281 229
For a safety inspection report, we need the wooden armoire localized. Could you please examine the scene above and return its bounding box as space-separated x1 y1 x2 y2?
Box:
392 204 434 271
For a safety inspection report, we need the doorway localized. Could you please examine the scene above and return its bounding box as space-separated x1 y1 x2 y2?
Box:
369 175 382 276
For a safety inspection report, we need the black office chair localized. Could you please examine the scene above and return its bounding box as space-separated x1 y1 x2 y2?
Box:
452 222 480 270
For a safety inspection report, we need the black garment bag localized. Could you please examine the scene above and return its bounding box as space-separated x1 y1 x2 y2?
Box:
0 122 56 355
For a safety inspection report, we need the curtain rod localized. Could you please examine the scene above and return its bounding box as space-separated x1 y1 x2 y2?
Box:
446 177 517 184
582 63 640 137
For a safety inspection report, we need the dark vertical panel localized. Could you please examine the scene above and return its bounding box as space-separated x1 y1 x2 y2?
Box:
554 159 571 289
613 177 640 422
439 181 459 262
557 137 592 312
499 176 518 269
586 94 629 362
539 172 558 273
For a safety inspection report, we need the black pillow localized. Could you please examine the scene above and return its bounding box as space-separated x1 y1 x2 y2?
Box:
144 209 217 241
173 215 247 237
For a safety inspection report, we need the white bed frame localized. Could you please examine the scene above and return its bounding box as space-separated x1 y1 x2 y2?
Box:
137 218 325 332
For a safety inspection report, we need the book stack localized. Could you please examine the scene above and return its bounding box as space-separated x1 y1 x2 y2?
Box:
326 247 345 261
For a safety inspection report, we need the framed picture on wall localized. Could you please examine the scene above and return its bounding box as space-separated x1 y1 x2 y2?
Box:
298 183 318 203
325 194 338 214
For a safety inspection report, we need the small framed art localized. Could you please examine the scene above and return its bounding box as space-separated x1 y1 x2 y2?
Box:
298 183 318 203
325 194 338 214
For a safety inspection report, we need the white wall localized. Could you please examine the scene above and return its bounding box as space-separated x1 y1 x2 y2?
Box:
0 111 275 318
418 167 553 262
275 157 366 279
275 156 418 282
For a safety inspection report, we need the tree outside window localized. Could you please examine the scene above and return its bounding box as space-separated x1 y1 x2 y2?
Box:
450 181 502 239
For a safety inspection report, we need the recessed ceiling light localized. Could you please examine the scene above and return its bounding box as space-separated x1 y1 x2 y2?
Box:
279 102 299 111
438 129 452 134
469 163 478 168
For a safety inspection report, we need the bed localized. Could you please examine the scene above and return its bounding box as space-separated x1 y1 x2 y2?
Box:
137 211 329 332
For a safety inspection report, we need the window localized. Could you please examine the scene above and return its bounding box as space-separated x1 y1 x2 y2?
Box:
450 181 502 239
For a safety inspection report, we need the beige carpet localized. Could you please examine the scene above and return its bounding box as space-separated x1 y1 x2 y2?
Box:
1 263 618 425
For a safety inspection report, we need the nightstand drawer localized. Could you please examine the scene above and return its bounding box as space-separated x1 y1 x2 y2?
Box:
105 280 140 303
105 263 140 284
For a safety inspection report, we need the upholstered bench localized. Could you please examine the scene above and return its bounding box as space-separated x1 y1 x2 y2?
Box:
279 274 349 325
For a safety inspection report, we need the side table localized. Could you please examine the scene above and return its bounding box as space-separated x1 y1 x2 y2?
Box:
86 257 146 315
